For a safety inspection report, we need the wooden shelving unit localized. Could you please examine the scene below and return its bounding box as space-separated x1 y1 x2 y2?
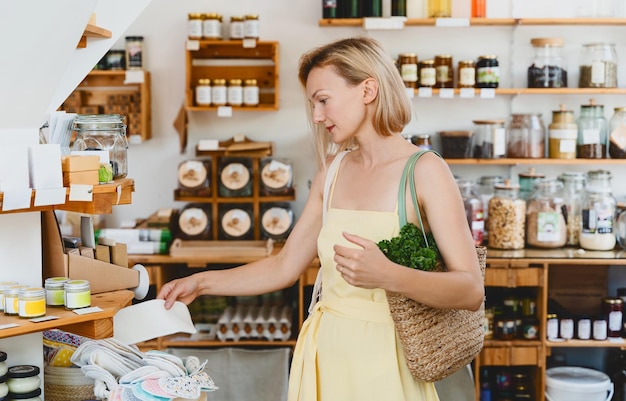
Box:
445 158 626 166
413 88 626 96
318 17 626 27
78 22 112 48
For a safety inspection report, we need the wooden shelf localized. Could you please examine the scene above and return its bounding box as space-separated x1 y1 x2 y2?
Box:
319 17 626 27
0 178 134 215
547 338 626 348
414 88 626 96
445 158 626 166
0 290 133 340
78 23 112 49
160 333 297 348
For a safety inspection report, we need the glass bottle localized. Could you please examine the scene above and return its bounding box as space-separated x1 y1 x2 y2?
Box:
577 99 609 159
457 179 485 246
472 0 486 17
428 0 451 17
527 38 567 88
488 180 526 250
609 107 626 158
506 113 545 158
548 104 578 159
580 170 616 251
558 172 585 247
603 297 623 338
525 179 567 249
458 60 476 88
579 43 618 88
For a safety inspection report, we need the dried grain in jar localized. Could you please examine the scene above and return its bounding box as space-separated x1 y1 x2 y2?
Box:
487 180 526 249
525 179 567 248
548 104 577 159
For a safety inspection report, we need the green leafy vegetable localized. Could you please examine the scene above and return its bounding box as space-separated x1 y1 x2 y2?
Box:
377 223 439 271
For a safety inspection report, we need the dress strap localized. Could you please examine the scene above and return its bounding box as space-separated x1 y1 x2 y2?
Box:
322 150 349 224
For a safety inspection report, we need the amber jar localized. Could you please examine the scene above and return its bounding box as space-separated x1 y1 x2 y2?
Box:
603 298 623 338
458 60 476 88
434 54 453 88
399 53 418 88
418 59 436 88
548 104 578 159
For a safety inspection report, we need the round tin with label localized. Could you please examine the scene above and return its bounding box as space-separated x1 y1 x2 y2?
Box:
64 280 91 310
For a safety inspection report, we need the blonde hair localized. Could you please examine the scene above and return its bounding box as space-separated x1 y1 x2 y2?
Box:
298 36 412 167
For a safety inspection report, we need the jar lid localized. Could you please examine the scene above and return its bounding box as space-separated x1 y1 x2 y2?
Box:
604 297 623 304
519 168 544 179
7 388 41 399
17 287 45 298
399 52 417 57
494 180 520 190
7 365 39 379
478 55 498 59
0 282 19 291
64 280 90 291
0 352 6 363
420 59 435 65
614 107 626 112
435 54 452 58
3 285 27 296
231 15 244 21
125 36 144 41
530 37 564 47
473 119 506 125
582 42 615 48
44 277 69 288
229 79 242 85
478 175 505 185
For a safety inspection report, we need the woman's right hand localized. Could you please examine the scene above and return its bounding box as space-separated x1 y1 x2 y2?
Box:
157 275 201 310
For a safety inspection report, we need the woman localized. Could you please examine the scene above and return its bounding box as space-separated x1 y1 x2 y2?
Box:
157 36 484 401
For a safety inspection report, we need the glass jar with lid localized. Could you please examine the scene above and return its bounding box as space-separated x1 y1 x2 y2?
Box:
187 13 204 39
506 113 546 158
471 119 507 159
558 172 586 247
457 179 485 246
398 53 418 88
548 104 578 159
243 79 260 107
457 60 476 88
434 54 453 89
525 179 567 248
576 99 608 159
488 180 526 250
418 59 436 88
195 78 211 107
202 13 222 40
229 16 245 40
227 78 243 106
580 170 616 251
476 55 500 88
72 114 128 179
527 38 568 88
518 168 545 200
478 175 505 242
579 43 618 88
609 107 626 158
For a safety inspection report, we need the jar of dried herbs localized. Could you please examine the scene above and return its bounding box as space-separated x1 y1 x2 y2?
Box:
579 43 618 88
576 99 608 159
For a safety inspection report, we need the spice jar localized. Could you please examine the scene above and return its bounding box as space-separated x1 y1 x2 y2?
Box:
211 79 227 107
471 119 506 159
125 36 144 70
458 60 476 88
548 104 578 159
525 179 567 248
577 316 592 340
418 59 436 88
558 172 585 247
434 54 453 88
202 13 222 40
229 16 245 40
72 114 128 179
580 170 616 251
227 78 243 106
560 315 575 340
195 79 211 107
609 107 626 158
243 79 260 107
527 38 567 88
398 53 419 88
64 280 91 309
17 287 46 318
244 14 260 39
593 315 608 340
506 113 546 158
457 179 485 246
547 313 559 340
476 55 500 88
187 13 204 39
577 99 608 159
579 43 618 88
488 180 526 250
603 297 623 338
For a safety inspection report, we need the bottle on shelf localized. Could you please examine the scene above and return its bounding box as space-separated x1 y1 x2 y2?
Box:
323 0 339 18
407 0 427 18
471 0 486 17
487 180 526 250
428 0 451 17
506 113 546 159
579 42 618 88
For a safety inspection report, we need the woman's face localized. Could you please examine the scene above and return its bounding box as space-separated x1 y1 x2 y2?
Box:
305 65 368 143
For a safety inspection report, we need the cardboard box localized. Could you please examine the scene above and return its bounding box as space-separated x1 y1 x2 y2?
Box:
94 244 111 263
63 170 99 186
110 242 128 268
62 155 100 172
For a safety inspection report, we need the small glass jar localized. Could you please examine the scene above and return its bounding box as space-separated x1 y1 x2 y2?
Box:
576 99 608 159
603 297 623 338
229 16 245 40
506 113 546 158
244 14 260 39
418 59 436 88
558 172 586 247
527 38 567 88
525 179 567 249
260 203 295 241
488 180 526 250
17 287 46 318
457 179 485 246
6 366 40 394
4 285 27 316
44 277 69 307
243 79 260 107
593 315 608 340
202 13 222 40
428 0 451 17
476 55 500 88
609 107 626 158
227 78 243 107
64 280 91 310
546 313 559 340
577 316 592 340
519 167 547 200
548 104 578 159
195 78 212 107
211 79 227 106
471 119 506 159
259 158 294 195
458 60 476 88
0 282 19 312
125 36 143 70
187 13 204 40
434 54 453 88
398 53 418 88
580 170 616 251
560 315 575 340
579 43 618 88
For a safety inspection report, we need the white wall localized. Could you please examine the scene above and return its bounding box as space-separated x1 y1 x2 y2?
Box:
106 0 626 227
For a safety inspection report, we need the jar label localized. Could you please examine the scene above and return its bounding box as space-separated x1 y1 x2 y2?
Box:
401 64 418 83
436 66 450 83
536 212 562 242
477 66 500 84
188 20 203 39
420 68 436 86
559 139 576 153
582 128 601 144
18 298 45 317
202 20 221 38
196 86 211 106
591 60 606 84
549 128 577 140
582 208 614 234
494 128 506 156
459 67 476 86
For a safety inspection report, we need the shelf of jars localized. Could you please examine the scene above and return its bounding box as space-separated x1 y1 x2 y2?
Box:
158 333 297 349
318 17 626 27
445 158 626 166
414 88 626 96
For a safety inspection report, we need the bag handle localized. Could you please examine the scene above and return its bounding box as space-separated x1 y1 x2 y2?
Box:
398 150 434 247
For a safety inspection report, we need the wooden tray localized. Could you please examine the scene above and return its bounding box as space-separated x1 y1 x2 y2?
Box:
169 239 274 260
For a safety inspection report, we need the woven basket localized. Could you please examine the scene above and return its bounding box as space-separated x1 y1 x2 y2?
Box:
44 365 95 401
386 246 486 383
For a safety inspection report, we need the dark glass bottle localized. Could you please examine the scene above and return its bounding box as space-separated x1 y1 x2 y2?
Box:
392 0 407 16
480 367 492 401
363 0 382 16
342 0 362 18
323 0 338 18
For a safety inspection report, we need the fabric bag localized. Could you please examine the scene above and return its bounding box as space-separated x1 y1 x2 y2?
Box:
385 150 486 382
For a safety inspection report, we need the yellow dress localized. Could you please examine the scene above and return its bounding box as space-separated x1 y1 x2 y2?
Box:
288 160 440 401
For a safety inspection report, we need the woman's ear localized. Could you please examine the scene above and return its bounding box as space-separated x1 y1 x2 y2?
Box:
362 78 378 104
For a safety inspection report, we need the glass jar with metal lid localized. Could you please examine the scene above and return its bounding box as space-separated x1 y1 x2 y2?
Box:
64 280 91 310
243 79 260 107
202 13 222 39
72 114 128 179
244 14 260 39
229 16 245 40
476 55 499 88
518 168 545 201
576 98 608 159
3 285 27 315
17 287 45 318
487 180 526 250
580 170 616 251
527 38 568 88
195 79 211 107
471 119 507 159
609 107 626 158
398 53 418 88
506 113 546 158
418 59 436 88
558 171 585 247
44 277 69 307
548 104 578 159
211 79 227 106
525 178 567 248
187 13 204 39
603 297 623 338
434 54 453 88
579 43 618 88
0 281 18 312
458 60 476 88
227 78 243 106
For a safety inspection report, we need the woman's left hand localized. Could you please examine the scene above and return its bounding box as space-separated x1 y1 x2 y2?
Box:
333 232 393 289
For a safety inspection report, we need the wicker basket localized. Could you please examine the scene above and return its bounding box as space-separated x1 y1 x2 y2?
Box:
44 365 95 401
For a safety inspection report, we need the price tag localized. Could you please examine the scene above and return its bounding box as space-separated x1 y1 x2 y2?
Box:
459 88 476 98
435 18 470 27
186 40 200 51
438 88 455 99
418 87 433 98
217 106 233 118
405 87 415 99
242 38 257 48
480 88 496 99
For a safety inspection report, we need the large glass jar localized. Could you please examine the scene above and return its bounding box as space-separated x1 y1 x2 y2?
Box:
428 0 451 17
558 172 585 247
527 38 568 88
506 113 546 158
476 55 500 89
576 99 608 159
72 114 128 179
525 179 567 248
548 104 578 159
579 43 618 88
457 179 485 246
609 107 626 159
471 119 506 159
518 168 545 201
580 170 616 251
488 180 526 250
478 175 505 242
